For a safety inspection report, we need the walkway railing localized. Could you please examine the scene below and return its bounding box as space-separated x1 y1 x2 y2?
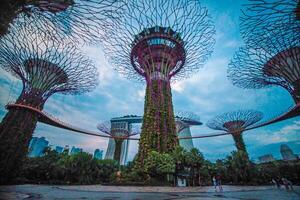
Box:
5 103 300 140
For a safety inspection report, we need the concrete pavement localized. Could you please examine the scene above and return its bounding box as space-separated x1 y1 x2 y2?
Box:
0 184 299 200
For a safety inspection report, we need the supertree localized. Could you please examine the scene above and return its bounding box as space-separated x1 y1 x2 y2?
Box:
206 110 263 156
102 0 215 163
240 0 300 45
175 111 202 151
97 121 139 163
228 1 300 104
0 26 98 182
0 0 123 43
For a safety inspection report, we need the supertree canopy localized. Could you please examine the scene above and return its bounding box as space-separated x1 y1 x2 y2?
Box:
0 26 98 182
175 111 202 151
103 0 215 163
175 111 202 133
206 110 263 156
0 0 123 43
97 121 139 163
240 0 300 45
228 0 300 104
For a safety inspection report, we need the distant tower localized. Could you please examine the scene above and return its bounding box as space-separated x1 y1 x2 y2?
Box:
55 146 64 154
280 144 298 161
94 149 103 160
70 146 82 155
28 137 49 157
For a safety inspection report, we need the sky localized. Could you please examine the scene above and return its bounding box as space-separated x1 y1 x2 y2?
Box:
0 0 299 162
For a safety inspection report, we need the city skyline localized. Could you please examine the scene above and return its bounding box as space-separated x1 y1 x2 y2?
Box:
1 0 299 162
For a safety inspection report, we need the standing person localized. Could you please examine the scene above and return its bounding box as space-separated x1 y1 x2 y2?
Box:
286 178 293 190
216 174 223 192
271 178 277 189
275 177 281 189
212 176 217 191
282 177 293 190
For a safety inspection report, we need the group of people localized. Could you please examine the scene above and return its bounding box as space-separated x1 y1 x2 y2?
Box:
272 177 293 190
212 175 294 192
212 175 223 192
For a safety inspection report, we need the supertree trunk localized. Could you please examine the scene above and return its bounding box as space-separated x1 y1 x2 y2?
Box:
114 139 124 164
0 90 44 183
231 133 247 156
137 79 178 163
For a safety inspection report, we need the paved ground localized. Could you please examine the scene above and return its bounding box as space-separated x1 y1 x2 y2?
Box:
0 185 299 200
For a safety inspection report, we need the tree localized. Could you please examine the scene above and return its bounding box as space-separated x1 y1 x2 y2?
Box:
144 151 175 182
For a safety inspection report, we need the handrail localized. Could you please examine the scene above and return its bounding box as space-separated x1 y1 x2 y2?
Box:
6 103 300 140
178 104 300 140
5 103 139 140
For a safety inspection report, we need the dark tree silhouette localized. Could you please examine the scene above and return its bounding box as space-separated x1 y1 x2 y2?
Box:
206 110 263 156
0 26 98 183
102 0 215 164
0 0 124 43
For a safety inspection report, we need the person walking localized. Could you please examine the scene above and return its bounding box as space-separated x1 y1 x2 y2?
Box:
216 174 223 192
271 178 278 189
282 177 293 190
212 176 217 191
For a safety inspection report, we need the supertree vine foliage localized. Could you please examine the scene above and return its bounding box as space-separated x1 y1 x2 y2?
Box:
102 0 215 164
206 110 263 156
228 0 300 104
0 0 123 43
0 26 98 183
97 121 139 163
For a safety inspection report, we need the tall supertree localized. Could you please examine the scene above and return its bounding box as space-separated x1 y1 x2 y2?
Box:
97 121 139 163
206 110 263 156
0 0 123 43
102 0 215 163
228 0 300 104
0 26 98 182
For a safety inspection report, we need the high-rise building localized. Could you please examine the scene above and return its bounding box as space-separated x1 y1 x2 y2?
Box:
28 137 49 157
258 154 275 163
70 146 82 155
94 149 103 160
55 146 64 153
280 144 298 161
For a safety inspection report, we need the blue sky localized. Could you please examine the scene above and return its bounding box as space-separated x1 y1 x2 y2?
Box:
0 0 299 162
